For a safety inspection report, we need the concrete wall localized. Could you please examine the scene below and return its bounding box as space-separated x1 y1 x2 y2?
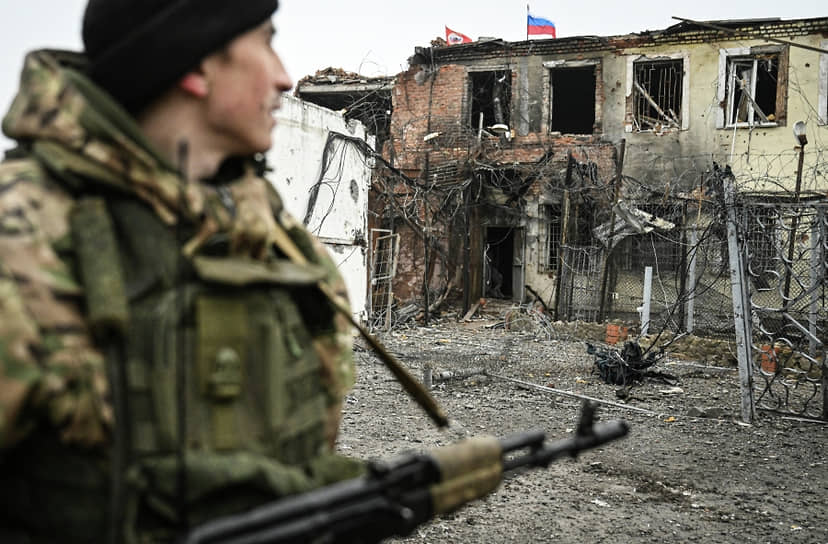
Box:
608 34 828 192
269 95 373 319
382 22 827 308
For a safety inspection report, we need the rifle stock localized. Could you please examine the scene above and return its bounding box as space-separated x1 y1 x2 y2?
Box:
185 402 628 544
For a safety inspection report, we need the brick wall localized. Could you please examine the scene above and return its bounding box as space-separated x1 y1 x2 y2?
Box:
380 61 621 307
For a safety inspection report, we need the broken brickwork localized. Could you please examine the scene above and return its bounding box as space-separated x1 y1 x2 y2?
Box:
374 60 617 311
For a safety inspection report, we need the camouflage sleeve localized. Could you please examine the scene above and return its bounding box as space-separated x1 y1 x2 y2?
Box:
0 159 110 450
0 271 43 447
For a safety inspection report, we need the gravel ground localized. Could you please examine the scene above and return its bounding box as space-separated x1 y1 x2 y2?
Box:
336 309 827 544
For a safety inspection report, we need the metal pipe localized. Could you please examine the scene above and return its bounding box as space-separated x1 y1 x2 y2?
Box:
487 372 659 415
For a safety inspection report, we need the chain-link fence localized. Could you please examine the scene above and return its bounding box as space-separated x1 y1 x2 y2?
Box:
548 179 826 420
553 198 737 338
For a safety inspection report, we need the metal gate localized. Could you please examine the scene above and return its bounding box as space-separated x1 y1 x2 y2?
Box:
728 185 827 421
556 245 604 322
368 229 400 332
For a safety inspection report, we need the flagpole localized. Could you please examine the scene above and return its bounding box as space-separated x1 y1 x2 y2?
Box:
526 4 529 40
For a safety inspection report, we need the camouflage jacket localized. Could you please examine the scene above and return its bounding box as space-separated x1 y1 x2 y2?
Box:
0 50 356 454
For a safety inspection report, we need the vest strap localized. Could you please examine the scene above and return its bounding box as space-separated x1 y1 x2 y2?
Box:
69 197 131 544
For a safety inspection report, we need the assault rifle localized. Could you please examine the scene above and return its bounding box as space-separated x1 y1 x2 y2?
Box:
185 402 628 544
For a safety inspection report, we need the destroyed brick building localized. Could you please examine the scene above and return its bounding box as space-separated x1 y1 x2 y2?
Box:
298 17 828 329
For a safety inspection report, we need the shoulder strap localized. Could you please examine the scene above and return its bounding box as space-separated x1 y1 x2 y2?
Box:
69 197 131 544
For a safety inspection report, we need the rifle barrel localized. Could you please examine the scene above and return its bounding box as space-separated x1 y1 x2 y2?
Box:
499 430 545 453
502 420 628 471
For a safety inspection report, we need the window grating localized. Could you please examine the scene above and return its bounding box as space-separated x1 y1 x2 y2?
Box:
633 59 683 131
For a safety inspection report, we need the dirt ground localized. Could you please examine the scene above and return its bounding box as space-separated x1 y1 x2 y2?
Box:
336 305 827 544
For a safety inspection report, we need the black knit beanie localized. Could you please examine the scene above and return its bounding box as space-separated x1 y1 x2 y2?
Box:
82 0 280 114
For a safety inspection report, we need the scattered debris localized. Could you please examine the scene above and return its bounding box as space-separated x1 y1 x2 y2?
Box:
462 299 483 322
586 341 670 386
687 406 730 419
423 364 486 389
659 386 684 395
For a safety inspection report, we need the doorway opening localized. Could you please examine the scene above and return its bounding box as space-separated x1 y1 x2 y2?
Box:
484 227 514 299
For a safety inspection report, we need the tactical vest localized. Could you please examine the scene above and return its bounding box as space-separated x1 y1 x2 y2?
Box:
0 193 340 543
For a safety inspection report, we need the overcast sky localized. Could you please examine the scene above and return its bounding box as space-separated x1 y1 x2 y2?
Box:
1 0 825 150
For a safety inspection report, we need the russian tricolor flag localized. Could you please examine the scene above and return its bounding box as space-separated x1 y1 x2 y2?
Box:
527 13 556 38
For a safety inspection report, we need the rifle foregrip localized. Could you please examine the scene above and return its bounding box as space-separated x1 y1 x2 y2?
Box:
429 435 503 514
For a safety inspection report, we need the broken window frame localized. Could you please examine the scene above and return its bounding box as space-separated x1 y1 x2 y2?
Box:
819 40 828 126
726 56 777 126
631 58 684 132
625 53 688 133
543 59 601 135
717 45 787 129
467 68 513 131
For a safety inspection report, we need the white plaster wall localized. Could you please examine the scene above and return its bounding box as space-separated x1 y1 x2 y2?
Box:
609 33 828 192
267 95 373 319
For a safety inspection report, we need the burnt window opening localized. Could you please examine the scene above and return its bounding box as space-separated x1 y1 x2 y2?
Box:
570 202 597 247
727 54 779 126
469 70 512 130
550 66 596 134
632 59 683 131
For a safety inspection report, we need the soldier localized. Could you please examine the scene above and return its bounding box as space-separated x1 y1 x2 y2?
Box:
0 1 363 542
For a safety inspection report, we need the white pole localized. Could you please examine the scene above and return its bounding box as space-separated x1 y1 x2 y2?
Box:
686 227 698 334
641 266 653 335
477 112 484 141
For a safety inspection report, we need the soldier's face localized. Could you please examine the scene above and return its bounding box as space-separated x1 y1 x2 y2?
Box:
201 20 293 155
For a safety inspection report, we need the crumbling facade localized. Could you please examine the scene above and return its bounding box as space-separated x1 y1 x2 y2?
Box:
299 17 828 326
268 95 373 319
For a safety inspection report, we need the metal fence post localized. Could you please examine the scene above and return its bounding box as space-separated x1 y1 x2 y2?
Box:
686 227 698 334
809 219 821 358
724 178 755 423
641 266 653 336
814 210 827 420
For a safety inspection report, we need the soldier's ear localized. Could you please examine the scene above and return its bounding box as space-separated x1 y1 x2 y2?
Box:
178 72 209 98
